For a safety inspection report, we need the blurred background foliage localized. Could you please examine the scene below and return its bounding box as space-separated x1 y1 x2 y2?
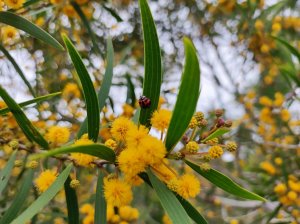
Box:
0 0 300 223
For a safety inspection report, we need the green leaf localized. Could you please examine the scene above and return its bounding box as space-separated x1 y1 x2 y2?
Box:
30 144 116 163
280 68 300 87
147 169 191 224
62 35 100 142
64 176 79 224
132 108 140 125
176 196 208 224
138 0 162 127
71 1 100 54
165 37 200 151
126 74 136 107
0 92 61 116
201 128 230 142
185 160 266 201
11 164 73 224
94 171 107 224
102 5 123 22
273 36 300 63
0 11 63 50
0 151 17 196
77 38 114 138
0 169 34 224
0 45 35 97
0 86 49 149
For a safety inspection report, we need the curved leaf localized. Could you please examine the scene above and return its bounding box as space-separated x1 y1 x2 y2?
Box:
0 45 35 97
0 11 63 50
0 86 49 149
185 160 266 201
138 0 162 127
11 164 73 224
102 5 123 22
94 171 107 224
201 128 230 143
0 92 61 116
165 37 200 151
30 144 116 163
78 38 114 138
147 169 191 224
0 169 34 224
176 196 208 224
62 35 100 142
64 176 79 224
0 151 17 196
273 36 300 63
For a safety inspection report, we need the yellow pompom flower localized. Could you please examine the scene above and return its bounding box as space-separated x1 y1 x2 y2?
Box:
104 139 117 150
208 145 223 159
274 183 287 195
45 126 70 145
119 206 139 221
176 174 201 199
4 0 25 9
186 141 199 153
188 117 198 129
111 116 135 141
151 109 172 132
62 83 81 99
104 178 133 207
280 109 290 122
122 103 135 118
1 26 18 44
125 125 149 147
35 170 57 193
259 96 273 107
118 148 147 177
260 161 276 175
70 134 95 167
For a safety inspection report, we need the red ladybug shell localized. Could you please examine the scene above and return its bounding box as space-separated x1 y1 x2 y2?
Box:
139 96 151 108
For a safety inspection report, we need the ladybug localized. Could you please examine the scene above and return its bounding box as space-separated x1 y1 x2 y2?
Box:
139 96 151 108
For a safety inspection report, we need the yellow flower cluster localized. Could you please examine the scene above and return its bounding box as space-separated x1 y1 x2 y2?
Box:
34 169 57 193
70 134 95 167
274 176 300 207
3 0 24 9
260 161 276 175
80 203 139 223
151 109 172 132
103 177 133 207
62 83 81 100
45 126 70 145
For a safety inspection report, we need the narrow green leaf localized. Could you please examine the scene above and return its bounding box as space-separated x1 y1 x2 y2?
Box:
0 169 34 224
185 160 266 201
11 164 73 224
64 176 79 224
94 171 107 224
0 45 35 97
132 108 140 125
176 196 208 224
77 38 114 138
201 128 230 143
62 35 100 142
0 92 61 116
147 169 191 224
30 144 116 163
280 68 300 87
0 11 63 50
102 5 123 22
273 36 300 63
0 86 49 149
165 37 200 151
126 74 136 107
139 172 206 223
71 1 100 54
138 0 162 127
0 151 17 196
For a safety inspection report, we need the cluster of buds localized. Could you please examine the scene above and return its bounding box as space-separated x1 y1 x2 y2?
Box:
174 110 238 170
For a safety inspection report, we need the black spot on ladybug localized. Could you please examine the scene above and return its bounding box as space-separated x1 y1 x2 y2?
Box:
139 96 151 108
